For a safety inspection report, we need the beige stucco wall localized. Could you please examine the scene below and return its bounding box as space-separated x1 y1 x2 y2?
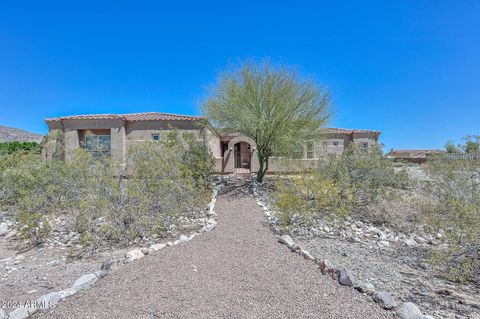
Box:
125 120 205 151
45 117 380 174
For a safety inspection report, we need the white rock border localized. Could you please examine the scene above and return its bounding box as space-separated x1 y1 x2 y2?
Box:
5 177 227 319
251 179 436 319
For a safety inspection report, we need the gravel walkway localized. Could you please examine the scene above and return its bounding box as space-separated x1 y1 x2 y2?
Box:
37 179 393 319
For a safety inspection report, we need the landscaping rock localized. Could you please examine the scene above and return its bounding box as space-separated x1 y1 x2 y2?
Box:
336 266 355 287
317 259 336 278
124 248 144 263
141 247 150 255
301 249 315 260
0 223 8 236
36 291 62 309
101 257 116 271
373 291 397 309
95 270 108 279
9 306 34 319
354 281 375 295
397 302 422 319
278 234 294 247
59 288 76 300
150 243 166 251
405 238 417 247
71 273 97 291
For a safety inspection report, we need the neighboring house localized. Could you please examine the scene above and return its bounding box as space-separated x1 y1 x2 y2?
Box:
44 112 381 173
387 149 445 164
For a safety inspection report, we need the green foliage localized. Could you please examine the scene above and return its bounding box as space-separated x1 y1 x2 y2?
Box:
0 141 41 155
0 137 213 252
17 211 51 245
273 144 410 228
273 179 310 230
444 135 480 155
203 60 331 182
445 141 460 154
423 158 480 283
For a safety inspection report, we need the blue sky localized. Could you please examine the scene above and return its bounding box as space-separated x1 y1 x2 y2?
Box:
0 0 479 151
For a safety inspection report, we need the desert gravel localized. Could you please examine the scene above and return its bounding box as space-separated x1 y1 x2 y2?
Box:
36 179 394 319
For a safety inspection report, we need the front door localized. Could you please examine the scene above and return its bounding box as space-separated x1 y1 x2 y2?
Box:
234 143 242 168
234 142 251 172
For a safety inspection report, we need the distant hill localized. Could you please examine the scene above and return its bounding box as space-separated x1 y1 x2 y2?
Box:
0 125 44 143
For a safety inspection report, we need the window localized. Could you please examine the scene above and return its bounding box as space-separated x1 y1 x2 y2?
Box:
151 133 160 141
292 143 304 159
333 141 339 147
84 135 111 158
306 141 315 159
362 142 369 150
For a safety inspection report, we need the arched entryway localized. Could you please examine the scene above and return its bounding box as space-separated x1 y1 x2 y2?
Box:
223 134 259 174
233 141 252 173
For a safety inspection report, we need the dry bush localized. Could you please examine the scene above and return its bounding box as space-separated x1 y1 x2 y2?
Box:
0 132 213 253
273 144 411 229
422 158 480 283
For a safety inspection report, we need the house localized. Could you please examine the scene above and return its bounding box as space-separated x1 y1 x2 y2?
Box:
44 112 381 173
387 149 445 164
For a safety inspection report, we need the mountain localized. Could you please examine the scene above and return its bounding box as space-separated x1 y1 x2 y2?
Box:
0 125 44 143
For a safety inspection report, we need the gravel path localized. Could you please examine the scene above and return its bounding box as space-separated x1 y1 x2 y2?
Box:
37 179 393 319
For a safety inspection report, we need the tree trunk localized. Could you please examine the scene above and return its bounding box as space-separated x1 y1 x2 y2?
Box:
256 155 269 183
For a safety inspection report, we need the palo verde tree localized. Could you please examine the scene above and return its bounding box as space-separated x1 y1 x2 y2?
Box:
203 61 331 182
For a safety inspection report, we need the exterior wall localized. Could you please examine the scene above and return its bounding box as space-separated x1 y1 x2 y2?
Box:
125 120 204 150
44 115 380 174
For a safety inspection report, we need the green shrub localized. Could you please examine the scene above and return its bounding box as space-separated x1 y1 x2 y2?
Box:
0 136 213 252
422 158 480 283
0 141 41 155
273 144 411 228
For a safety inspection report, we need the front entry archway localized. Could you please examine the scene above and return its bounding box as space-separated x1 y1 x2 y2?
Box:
223 134 259 174
234 142 251 173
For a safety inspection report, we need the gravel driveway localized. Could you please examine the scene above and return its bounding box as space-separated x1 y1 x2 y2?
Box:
37 179 394 319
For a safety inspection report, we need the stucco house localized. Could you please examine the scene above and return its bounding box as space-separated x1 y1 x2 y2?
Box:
44 112 381 173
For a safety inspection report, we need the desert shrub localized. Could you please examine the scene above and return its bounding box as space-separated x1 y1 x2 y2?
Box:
0 141 41 155
273 179 311 230
422 158 480 283
273 144 410 228
0 135 213 252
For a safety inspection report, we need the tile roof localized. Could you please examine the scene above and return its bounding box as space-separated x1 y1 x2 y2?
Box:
322 128 381 135
45 112 205 122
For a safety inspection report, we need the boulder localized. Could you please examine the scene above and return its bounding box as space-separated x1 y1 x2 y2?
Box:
95 270 108 279
71 273 97 291
124 248 144 263
336 267 355 287
354 281 375 295
373 291 397 310
278 235 294 247
59 288 77 300
141 247 150 255
405 238 417 247
101 257 117 271
397 302 422 319
150 243 166 251
0 223 8 236
317 259 336 279
8 306 35 319
301 249 315 261
36 291 62 309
